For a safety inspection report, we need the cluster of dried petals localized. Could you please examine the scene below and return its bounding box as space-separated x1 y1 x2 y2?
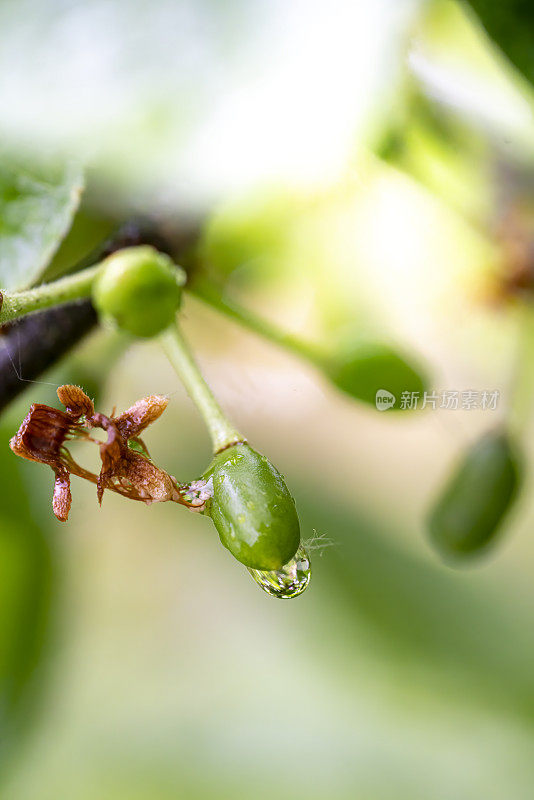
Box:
10 385 205 522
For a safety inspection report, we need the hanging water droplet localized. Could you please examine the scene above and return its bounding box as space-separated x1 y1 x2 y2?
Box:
247 544 311 598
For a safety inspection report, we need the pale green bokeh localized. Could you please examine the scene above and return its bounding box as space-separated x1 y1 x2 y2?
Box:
3 1 534 798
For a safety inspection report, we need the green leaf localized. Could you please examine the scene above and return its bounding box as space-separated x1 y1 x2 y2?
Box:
0 157 84 291
466 0 534 86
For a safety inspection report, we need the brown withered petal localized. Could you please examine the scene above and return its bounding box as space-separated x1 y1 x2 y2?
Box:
94 416 122 503
94 413 179 505
9 400 84 523
103 449 179 504
113 394 169 439
57 384 95 420
52 468 72 522
10 403 75 466
10 385 197 522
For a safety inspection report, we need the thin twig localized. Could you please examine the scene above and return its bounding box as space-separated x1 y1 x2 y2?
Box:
0 219 196 413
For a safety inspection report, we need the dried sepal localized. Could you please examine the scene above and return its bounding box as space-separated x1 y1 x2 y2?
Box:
9 384 199 522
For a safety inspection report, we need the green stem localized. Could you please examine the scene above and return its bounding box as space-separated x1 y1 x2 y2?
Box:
161 319 243 453
188 280 329 367
0 264 101 325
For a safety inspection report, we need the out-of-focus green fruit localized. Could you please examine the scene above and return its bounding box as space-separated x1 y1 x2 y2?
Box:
92 246 184 338
203 443 300 570
200 190 297 284
428 430 522 558
326 341 428 408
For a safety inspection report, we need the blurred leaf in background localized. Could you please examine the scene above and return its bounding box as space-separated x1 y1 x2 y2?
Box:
0 158 83 290
465 0 534 85
0 427 55 767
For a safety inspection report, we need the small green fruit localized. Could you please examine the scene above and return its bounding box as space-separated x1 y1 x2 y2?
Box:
327 341 427 408
92 246 185 338
428 430 522 559
203 443 300 570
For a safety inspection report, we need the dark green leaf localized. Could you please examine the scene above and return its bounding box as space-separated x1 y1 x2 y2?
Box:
466 0 534 86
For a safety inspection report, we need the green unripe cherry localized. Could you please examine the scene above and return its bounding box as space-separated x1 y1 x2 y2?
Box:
92 246 185 338
202 443 300 571
428 430 522 559
326 341 427 408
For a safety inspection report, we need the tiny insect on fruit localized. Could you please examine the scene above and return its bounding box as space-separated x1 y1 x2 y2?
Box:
92 246 185 338
428 429 522 558
201 442 301 571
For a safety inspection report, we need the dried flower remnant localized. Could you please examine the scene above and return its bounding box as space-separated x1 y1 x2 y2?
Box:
56 383 95 419
10 385 204 521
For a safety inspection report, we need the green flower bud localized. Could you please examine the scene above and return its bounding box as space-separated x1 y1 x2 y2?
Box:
202 443 300 570
326 341 427 408
92 246 185 338
428 430 522 559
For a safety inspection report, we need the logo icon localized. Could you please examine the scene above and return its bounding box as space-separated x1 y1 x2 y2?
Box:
375 389 396 411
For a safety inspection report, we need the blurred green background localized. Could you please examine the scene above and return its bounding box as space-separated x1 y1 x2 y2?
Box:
3 0 534 798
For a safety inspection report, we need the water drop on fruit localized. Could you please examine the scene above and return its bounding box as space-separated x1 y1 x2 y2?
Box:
247 544 311 598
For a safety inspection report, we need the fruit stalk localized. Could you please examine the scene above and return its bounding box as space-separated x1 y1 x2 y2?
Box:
161 320 243 453
188 279 326 365
0 265 101 325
